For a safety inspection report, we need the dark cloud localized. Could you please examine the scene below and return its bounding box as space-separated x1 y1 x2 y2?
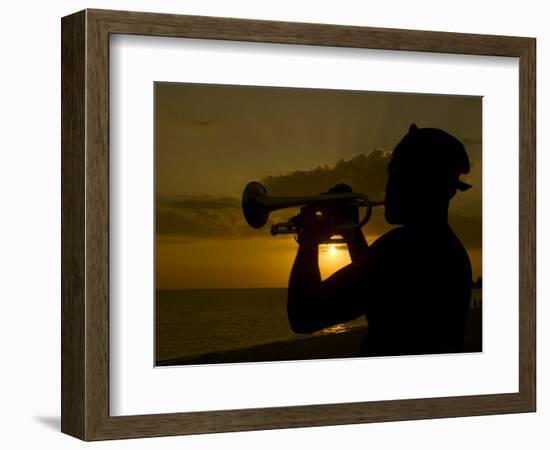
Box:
259 135 480 198
156 151 481 250
156 194 310 241
156 195 250 240
261 147 481 249
262 150 391 198
156 152 392 241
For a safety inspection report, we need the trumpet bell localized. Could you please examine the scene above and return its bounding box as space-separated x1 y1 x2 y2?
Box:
242 181 269 229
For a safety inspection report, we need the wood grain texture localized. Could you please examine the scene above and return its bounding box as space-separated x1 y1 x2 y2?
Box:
61 10 86 439
84 10 111 440
88 8 532 56
518 38 536 409
60 9 537 441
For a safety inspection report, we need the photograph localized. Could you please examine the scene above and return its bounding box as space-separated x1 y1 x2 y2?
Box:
154 82 483 366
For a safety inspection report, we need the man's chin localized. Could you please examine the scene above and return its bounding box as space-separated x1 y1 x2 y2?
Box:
385 210 403 225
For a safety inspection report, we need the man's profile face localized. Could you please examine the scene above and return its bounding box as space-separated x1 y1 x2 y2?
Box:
384 153 457 225
382 125 468 225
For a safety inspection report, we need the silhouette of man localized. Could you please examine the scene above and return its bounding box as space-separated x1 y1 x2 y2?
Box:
287 124 473 356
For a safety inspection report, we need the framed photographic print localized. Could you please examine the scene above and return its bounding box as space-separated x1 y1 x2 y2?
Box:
153 83 483 367
61 9 536 441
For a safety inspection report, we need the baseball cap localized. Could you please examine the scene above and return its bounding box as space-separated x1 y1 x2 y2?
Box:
390 124 472 192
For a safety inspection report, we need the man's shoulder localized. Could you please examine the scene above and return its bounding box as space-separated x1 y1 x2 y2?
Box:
371 226 408 249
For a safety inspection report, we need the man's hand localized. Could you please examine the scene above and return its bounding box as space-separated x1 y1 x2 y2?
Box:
327 183 369 260
327 183 360 242
292 205 335 246
291 183 366 250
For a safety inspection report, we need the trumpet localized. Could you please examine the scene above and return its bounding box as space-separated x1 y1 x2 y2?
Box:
241 181 384 243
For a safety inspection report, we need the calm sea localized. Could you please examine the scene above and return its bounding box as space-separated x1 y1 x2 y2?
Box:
155 288 482 362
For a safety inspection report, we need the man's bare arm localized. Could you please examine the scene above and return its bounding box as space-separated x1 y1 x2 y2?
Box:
344 228 369 262
287 243 367 334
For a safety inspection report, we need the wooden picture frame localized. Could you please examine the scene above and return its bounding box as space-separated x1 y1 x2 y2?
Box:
61 9 536 441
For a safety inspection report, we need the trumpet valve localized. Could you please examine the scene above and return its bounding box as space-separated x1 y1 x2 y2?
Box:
270 222 296 235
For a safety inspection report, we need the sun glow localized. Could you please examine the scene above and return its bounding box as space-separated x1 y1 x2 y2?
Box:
318 244 351 280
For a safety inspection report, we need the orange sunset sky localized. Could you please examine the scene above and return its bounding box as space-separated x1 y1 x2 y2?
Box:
155 83 482 289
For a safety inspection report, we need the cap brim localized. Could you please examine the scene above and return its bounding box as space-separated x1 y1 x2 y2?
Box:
456 180 472 191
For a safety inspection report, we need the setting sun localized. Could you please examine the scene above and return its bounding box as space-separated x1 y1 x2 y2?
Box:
318 244 351 280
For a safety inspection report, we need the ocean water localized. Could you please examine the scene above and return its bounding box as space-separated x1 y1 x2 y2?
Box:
155 288 482 362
